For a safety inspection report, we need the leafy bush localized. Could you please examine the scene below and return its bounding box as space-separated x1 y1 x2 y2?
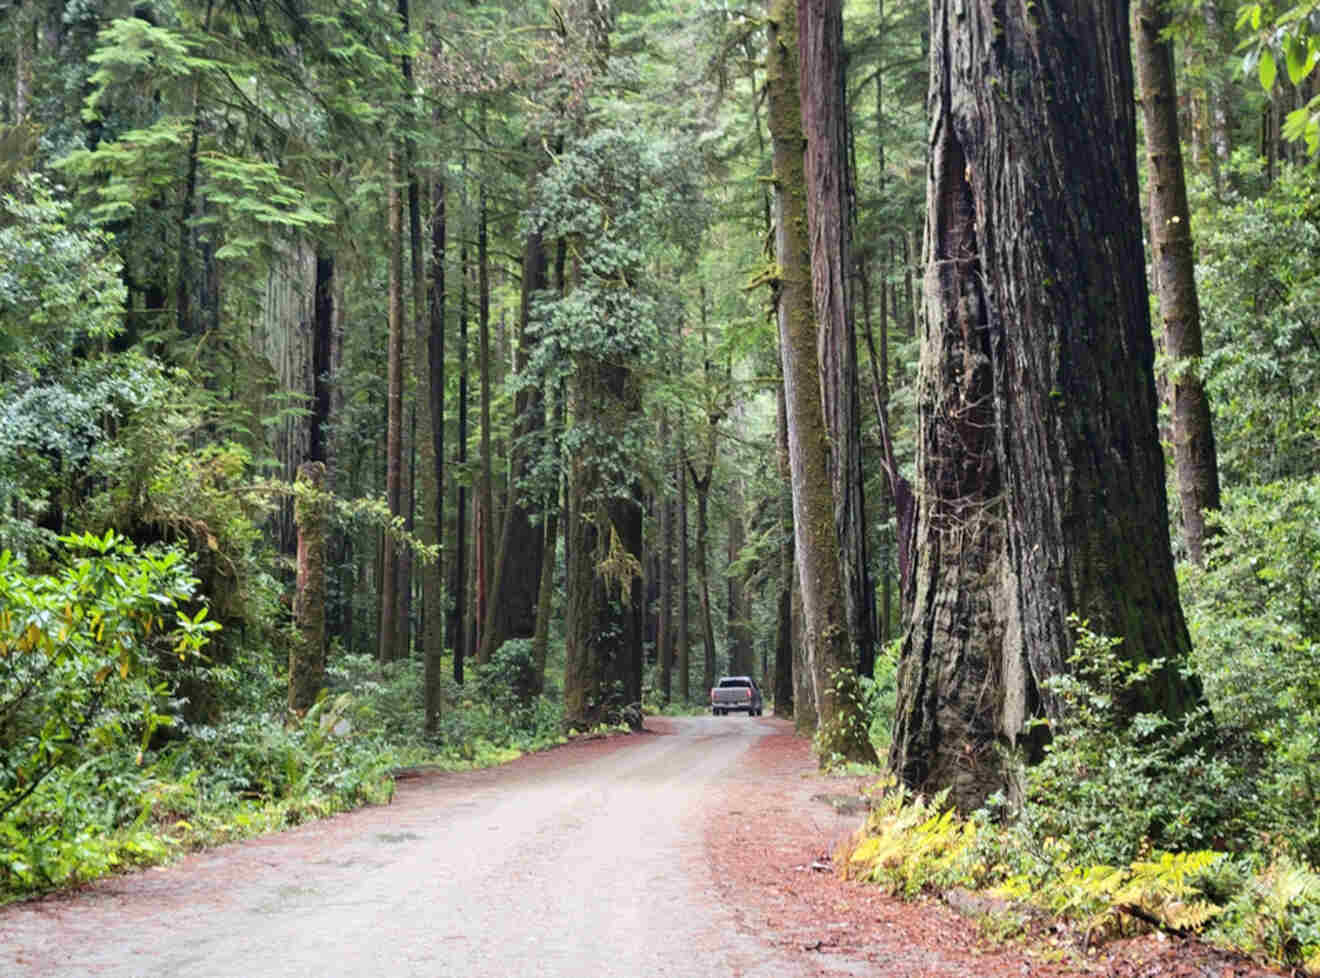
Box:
0 531 217 892
1194 160 1320 484
1017 619 1250 866
1182 477 1320 862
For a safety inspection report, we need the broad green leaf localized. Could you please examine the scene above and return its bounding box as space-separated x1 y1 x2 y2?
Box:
1260 48 1278 92
1284 34 1317 84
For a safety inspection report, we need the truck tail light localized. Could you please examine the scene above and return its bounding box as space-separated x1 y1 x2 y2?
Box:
746 689 752 699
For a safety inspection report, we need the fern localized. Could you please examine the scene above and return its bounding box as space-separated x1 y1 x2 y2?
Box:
842 788 979 898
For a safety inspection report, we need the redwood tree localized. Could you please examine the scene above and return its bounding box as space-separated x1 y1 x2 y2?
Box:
768 0 875 763
798 0 878 684
890 0 1203 808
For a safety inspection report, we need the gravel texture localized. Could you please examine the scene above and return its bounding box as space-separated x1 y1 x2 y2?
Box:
0 713 1289 978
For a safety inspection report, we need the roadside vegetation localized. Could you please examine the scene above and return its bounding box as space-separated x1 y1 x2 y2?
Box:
0 534 575 901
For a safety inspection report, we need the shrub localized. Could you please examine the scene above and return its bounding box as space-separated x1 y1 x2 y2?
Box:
1182 477 1320 861
1013 618 1251 866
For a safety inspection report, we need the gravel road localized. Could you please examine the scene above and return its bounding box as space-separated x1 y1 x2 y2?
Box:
1 715 859 978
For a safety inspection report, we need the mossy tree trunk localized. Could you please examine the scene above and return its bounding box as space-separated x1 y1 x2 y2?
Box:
768 0 875 764
291 461 328 713
798 0 878 687
773 379 795 717
891 0 1203 810
1135 0 1221 566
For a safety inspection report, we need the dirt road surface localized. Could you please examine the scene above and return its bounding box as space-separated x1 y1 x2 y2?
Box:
2 715 872 978
1 714 1285 978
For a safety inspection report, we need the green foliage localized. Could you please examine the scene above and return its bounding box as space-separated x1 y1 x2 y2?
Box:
866 638 902 752
1194 161 1320 483
1020 618 1247 866
0 173 125 379
1181 477 1320 861
813 666 881 768
1237 2 1320 153
0 530 217 888
842 784 1320 968
844 784 980 898
523 121 706 505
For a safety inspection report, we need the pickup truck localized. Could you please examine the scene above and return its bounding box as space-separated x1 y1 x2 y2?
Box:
710 675 764 716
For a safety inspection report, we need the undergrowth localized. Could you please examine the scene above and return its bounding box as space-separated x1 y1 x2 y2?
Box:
839 779 1320 973
840 618 1320 974
0 553 577 904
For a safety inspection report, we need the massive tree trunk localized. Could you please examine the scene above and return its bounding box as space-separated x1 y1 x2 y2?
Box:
769 0 875 763
1135 0 1222 566
563 357 645 730
891 0 1203 810
797 0 877 684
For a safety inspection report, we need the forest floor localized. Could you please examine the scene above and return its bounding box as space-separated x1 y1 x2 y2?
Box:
696 714 1288 978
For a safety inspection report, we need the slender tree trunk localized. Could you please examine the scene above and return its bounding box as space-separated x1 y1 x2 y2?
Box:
531 248 568 697
310 252 335 465
657 410 674 704
903 229 918 338
773 379 795 717
450 197 471 686
14 2 34 124
1203 1 1232 186
690 464 716 694
798 0 877 688
892 0 1203 809
329 266 349 646
1135 0 1222 566
424 169 447 733
677 428 691 704
769 0 875 762
726 477 753 676
291 461 328 712
379 152 405 665
531 382 564 698
475 168 494 665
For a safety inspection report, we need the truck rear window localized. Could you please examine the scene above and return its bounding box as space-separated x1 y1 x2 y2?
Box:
718 679 751 688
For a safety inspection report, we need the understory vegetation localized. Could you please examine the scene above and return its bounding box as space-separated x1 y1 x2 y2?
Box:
843 610 1320 973
0 533 575 899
